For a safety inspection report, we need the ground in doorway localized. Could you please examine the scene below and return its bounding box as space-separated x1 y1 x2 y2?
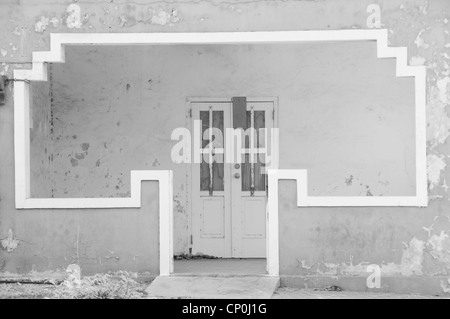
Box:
174 258 267 275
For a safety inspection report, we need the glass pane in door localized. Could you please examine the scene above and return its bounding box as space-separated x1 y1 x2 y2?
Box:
200 110 224 192
241 110 266 191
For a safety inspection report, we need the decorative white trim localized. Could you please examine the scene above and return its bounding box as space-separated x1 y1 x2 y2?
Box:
270 170 426 207
13 30 427 277
16 170 171 209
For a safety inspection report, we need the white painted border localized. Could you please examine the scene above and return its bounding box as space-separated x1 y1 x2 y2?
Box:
13 30 427 277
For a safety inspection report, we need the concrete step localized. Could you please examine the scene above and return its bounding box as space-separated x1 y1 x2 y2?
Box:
146 275 280 299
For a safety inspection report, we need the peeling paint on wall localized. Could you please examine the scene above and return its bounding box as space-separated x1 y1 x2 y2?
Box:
298 259 312 270
35 16 49 33
437 77 450 104
0 63 9 76
150 8 181 26
324 237 426 277
427 87 450 149
427 154 446 190
410 56 426 66
66 4 82 29
35 16 59 33
415 29 430 49
441 278 450 293
427 231 450 264
1 229 19 253
381 238 425 276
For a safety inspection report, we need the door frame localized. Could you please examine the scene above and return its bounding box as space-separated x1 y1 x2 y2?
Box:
186 97 279 267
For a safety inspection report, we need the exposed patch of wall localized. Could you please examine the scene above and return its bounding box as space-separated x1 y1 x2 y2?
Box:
1 229 19 253
35 16 59 33
334 237 426 276
150 8 181 26
66 4 82 29
427 154 446 191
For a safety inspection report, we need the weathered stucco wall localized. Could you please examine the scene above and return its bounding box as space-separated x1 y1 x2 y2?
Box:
0 0 449 294
41 42 416 256
278 180 450 294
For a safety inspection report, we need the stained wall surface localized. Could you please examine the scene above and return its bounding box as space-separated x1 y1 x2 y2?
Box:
38 42 416 255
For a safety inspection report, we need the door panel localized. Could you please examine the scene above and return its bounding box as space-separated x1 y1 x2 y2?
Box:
201 197 225 238
231 102 272 258
192 103 232 257
241 198 266 238
192 100 274 258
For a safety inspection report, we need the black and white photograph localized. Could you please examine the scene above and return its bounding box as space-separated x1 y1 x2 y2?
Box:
0 0 449 304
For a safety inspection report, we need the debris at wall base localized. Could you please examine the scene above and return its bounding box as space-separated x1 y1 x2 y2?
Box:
63 264 81 289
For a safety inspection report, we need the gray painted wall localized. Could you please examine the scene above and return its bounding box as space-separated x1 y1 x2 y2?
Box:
34 42 416 255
